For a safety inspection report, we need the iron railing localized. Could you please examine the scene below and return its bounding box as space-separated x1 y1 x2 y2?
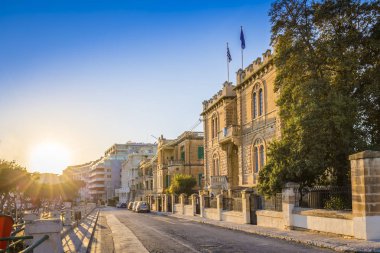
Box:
204 196 217 209
260 193 283 212
295 186 352 210
222 197 242 212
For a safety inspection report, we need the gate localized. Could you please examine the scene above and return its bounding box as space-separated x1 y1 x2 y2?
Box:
249 194 262 225
195 195 200 215
158 197 162 212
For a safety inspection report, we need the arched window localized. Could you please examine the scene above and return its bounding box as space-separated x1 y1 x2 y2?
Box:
260 145 265 168
254 147 259 173
252 92 257 119
259 89 263 116
252 139 265 173
211 114 219 139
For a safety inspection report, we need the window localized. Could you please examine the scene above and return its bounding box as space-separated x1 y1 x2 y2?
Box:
197 146 204 159
180 146 185 161
254 147 259 173
259 89 263 116
252 92 257 119
211 114 219 139
252 139 265 173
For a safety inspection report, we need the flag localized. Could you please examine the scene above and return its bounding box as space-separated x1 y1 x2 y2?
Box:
240 26 246 49
227 45 232 62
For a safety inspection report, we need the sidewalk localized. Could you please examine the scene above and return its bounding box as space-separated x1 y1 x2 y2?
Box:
62 209 99 253
154 212 380 253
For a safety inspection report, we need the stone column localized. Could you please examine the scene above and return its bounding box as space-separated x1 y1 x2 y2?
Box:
191 194 198 216
162 194 168 212
27 219 63 253
282 182 299 230
155 196 159 211
161 195 165 212
199 193 205 218
350 150 380 241
63 202 72 226
171 194 175 213
24 213 38 246
180 194 185 215
241 190 251 224
216 194 223 221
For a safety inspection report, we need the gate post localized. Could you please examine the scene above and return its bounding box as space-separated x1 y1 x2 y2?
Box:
282 182 299 230
191 194 198 216
180 194 185 215
27 219 63 253
171 194 175 213
241 190 250 224
350 151 380 240
162 194 168 212
216 194 223 221
199 193 205 218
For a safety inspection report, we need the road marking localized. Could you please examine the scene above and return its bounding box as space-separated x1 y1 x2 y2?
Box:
123 214 201 253
106 214 148 253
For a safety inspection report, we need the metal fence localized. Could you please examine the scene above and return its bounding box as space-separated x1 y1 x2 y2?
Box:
174 195 179 204
222 197 242 212
260 193 283 212
295 186 352 210
204 196 217 209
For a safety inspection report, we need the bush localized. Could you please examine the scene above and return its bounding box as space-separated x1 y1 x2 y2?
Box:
324 196 346 210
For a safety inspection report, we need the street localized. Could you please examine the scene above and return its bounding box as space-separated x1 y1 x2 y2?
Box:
91 207 333 253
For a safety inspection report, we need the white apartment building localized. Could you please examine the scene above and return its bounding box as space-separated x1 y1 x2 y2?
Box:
89 142 156 202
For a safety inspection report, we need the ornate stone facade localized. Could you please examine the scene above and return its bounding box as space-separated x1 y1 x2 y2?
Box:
202 49 279 191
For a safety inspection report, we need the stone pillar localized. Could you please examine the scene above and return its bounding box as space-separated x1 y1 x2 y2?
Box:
63 202 72 226
350 151 380 241
191 194 198 216
162 194 168 212
27 219 63 253
161 195 165 212
180 194 185 215
282 182 299 230
155 196 159 211
24 213 38 246
216 194 223 221
171 194 175 214
241 190 251 224
199 193 205 218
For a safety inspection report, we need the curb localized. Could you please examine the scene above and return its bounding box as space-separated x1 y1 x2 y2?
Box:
86 210 100 253
151 211 380 253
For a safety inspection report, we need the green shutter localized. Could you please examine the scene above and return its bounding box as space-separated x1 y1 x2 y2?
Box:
181 151 185 161
198 146 204 159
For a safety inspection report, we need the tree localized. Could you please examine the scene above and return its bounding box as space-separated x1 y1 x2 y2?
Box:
0 160 38 213
168 174 197 196
259 0 379 196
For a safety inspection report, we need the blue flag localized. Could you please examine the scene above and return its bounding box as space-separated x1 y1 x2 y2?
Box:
227 44 232 62
240 27 246 50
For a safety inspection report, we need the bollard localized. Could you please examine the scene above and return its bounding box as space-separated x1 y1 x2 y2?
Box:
27 219 63 253
216 194 223 221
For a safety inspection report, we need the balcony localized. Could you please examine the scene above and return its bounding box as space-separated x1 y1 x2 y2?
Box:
209 176 228 190
90 189 105 195
168 160 184 166
89 177 105 183
218 125 240 145
89 183 104 189
90 170 105 177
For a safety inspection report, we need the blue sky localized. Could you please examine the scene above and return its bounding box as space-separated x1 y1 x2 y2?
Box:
0 0 273 173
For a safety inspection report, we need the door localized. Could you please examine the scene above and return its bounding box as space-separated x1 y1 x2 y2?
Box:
249 194 262 225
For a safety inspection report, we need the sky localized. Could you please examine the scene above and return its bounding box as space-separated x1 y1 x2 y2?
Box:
0 0 273 174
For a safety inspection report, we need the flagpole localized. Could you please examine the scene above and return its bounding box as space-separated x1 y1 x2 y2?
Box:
227 42 230 83
241 26 244 69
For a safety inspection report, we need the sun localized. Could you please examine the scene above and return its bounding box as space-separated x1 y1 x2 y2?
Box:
29 142 71 174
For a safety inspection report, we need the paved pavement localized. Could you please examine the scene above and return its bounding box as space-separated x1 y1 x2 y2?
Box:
93 207 334 253
62 210 99 253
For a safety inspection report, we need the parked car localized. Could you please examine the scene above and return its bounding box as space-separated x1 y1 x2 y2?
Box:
136 201 150 213
128 202 134 210
120 203 127 208
132 201 140 212
116 203 121 208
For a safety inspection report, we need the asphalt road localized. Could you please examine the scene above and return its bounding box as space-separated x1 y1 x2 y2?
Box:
100 208 333 253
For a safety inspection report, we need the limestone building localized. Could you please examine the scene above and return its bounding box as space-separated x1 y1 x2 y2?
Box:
155 131 205 194
202 49 279 192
